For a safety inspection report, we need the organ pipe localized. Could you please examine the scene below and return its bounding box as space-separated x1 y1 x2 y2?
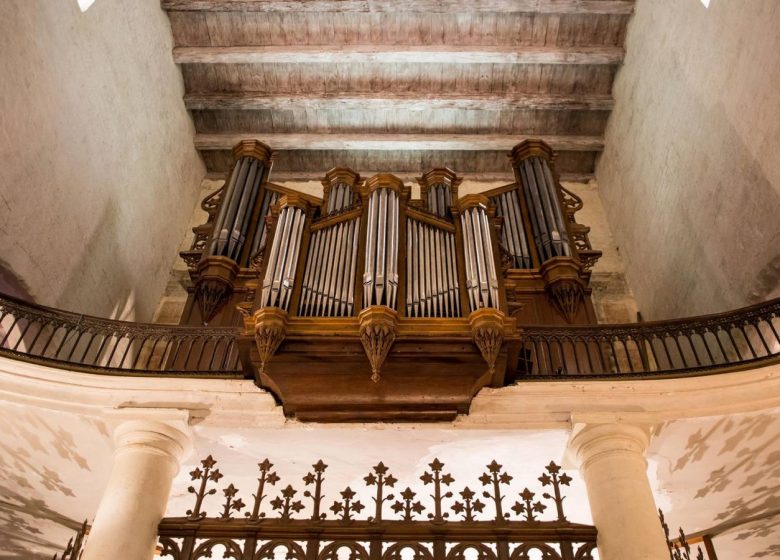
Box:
208 140 274 263
261 195 310 310
362 174 406 309
457 195 500 311
418 168 461 220
405 217 460 318
510 140 571 263
299 218 360 317
322 167 361 215
490 189 532 269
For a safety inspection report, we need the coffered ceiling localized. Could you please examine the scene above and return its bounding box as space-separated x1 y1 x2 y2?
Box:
162 0 634 181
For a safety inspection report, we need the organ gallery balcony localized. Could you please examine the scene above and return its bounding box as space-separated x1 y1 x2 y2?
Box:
0 140 778 423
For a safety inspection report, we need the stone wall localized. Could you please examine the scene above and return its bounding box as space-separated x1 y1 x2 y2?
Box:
155 177 638 325
597 0 780 319
0 0 204 321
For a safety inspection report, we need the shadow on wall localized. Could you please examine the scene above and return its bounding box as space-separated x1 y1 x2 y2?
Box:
0 409 108 559
57 197 139 321
0 261 33 302
661 413 780 558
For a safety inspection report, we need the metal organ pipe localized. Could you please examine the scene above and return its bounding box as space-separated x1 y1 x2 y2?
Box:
510 141 571 263
458 197 500 311
208 141 274 263
362 175 404 309
261 195 309 310
405 218 460 318
490 189 532 269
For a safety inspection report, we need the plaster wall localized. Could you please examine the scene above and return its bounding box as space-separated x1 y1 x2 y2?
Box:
0 0 204 321
597 0 780 319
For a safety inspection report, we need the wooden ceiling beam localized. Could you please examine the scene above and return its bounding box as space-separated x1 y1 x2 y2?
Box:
162 0 635 15
194 133 604 152
173 45 624 65
185 92 614 112
205 171 594 183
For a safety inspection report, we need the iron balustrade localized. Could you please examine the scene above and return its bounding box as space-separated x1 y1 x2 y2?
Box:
517 298 780 378
0 293 241 376
1 292 779 379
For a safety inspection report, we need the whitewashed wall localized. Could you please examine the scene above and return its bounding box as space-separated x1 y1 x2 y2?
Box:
0 0 204 321
597 0 780 318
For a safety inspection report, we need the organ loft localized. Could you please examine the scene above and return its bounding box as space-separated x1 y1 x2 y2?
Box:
179 138 603 421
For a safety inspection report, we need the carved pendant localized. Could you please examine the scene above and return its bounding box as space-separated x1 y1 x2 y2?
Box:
549 279 584 324
252 307 289 375
358 306 398 383
468 308 507 376
194 256 240 325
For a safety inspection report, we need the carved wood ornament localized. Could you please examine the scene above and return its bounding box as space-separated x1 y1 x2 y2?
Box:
358 305 398 383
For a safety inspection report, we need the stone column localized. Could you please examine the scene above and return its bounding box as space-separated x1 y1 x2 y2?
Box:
82 410 193 560
568 423 669 560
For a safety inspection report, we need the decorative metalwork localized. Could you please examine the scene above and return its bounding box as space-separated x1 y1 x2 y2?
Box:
1 293 778 380
659 509 717 560
479 460 512 521
53 520 88 560
0 293 241 375
187 455 224 520
159 456 596 560
246 458 280 521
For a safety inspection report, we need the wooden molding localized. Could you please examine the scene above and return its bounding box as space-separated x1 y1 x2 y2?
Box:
195 133 604 152
184 92 615 112
174 45 624 66
162 0 636 15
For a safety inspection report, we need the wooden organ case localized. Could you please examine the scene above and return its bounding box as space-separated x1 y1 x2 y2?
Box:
179 139 602 421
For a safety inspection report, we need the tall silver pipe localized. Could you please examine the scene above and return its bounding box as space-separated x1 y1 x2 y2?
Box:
459 204 499 311
261 201 308 311
511 141 571 264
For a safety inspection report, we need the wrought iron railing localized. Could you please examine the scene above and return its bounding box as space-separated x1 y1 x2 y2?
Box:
0 294 241 376
516 298 780 378
1 292 778 379
156 456 597 560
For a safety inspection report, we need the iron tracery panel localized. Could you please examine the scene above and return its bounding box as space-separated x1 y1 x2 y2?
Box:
156 457 597 560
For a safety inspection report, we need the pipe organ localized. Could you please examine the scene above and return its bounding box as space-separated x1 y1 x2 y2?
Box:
180 138 602 419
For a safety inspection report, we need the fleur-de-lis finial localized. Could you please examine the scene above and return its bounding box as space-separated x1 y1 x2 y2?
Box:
364 462 397 522
330 487 365 522
246 459 280 521
538 461 571 521
451 487 485 522
270 485 305 520
511 488 546 522
479 460 513 522
303 459 328 521
186 455 224 520
391 487 425 521
421 458 454 522
220 484 246 520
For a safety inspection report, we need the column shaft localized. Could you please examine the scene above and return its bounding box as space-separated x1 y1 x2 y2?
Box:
82 418 191 560
570 423 669 560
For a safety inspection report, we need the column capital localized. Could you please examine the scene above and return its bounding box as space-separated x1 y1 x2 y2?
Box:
568 422 653 471
106 408 194 469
